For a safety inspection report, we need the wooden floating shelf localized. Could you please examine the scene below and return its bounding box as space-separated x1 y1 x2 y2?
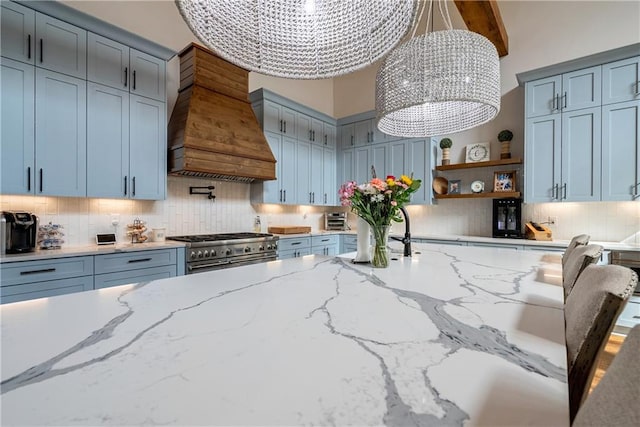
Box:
435 191 521 199
436 158 523 171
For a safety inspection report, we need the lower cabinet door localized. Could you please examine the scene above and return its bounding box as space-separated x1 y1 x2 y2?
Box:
0 276 93 304
94 265 176 289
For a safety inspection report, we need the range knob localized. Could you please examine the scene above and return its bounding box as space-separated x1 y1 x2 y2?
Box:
203 250 209 258
191 251 197 259
259 245 264 251
244 246 251 253
210 249 216 257
267 244 272 250
226 248 232 256
197 250 203 258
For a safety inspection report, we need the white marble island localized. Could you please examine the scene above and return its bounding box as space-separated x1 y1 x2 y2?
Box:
1 243 568 426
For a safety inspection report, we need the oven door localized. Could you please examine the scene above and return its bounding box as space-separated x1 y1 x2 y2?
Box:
187 253 276 274
610 251 640 295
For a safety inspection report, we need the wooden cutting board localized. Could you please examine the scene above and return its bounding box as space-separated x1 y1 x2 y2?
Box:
268 226 311 234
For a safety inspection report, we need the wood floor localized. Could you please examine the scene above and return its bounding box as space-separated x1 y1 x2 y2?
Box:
589 333 625 392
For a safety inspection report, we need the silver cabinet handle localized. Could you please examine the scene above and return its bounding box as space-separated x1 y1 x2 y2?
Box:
124 176 128 196
553 183 559 200
562 183 567 200
279 189 283 202
632 182 640 199
563 92 567 109
280 120 283 132
283 189 286 202
132 176 136 197
324 193 327 204
635 81 640 96
309 129 312 141
309 192 312 203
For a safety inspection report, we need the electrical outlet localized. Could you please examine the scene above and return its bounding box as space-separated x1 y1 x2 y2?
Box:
548 216 557 225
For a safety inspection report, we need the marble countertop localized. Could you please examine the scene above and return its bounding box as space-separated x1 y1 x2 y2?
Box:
0 241 186 263
0 242 568 426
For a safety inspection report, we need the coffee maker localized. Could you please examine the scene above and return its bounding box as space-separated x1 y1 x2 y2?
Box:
1 211 38 254
492 199 522 238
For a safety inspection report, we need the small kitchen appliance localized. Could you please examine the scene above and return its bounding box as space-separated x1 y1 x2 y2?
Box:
1 211 38 254
492 199 522 238
166 232 278 274
325 212 348 231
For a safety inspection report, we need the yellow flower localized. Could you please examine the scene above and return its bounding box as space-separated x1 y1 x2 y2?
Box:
386 178 396 187
400 175 412 186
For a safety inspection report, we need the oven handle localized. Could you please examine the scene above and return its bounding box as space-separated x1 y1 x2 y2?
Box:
188 261 231 271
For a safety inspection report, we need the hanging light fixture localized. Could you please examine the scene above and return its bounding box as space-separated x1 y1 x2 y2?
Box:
176 0 419 80
376 0 500 137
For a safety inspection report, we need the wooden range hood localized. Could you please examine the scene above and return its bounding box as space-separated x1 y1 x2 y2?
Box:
168 43 276 182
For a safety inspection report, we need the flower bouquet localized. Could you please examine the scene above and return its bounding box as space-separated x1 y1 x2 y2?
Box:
339 175 421 267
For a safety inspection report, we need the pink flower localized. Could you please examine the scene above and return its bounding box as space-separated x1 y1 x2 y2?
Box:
391 200 397 206
370 178 386 191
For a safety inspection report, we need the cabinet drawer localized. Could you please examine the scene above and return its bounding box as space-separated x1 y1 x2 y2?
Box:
94 265 176 289
342 244 357 253
312 235 338 247
278 248 311 259
342 235 357 245
278 237 311 251
1 276 93 304
95 249 176 274
1 256 93 286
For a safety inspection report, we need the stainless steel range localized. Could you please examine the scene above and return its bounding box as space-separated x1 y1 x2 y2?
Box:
167 233 278 274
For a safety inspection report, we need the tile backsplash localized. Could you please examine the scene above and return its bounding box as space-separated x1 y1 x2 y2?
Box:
1 177 638 247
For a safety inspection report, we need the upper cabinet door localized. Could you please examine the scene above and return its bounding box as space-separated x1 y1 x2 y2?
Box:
323 123 336 148
1 58 35 195
601 100 640 201
130 49 165 101
35 13 86 79
1 2 35 64
524 114 562 203
87 83 130 199
526 75 561 118
561 66 601 112
87 33 130 91
129 95 166 200
296 113 312 142
35 68 87 197
561 107 602 202
602 56 640 105
340 123 355 149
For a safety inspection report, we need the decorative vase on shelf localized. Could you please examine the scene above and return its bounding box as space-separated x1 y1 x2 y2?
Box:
439 138 453 166
498 130 513 159
371 225 390 268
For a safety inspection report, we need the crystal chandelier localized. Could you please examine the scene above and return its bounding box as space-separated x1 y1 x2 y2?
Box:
376 0 501 137
176 0 419 80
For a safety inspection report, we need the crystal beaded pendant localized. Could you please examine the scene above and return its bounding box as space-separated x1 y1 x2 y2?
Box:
376 29 501 137
176 0 419 80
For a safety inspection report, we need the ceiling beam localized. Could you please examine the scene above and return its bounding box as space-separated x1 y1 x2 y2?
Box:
454 0 509 57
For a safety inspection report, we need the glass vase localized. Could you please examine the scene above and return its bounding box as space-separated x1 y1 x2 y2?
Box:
371 225 390 268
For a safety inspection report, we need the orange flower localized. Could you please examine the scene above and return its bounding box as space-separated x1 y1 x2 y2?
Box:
370 178 386 191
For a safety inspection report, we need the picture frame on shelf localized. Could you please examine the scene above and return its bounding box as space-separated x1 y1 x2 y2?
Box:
448 179 461 194
493 171 516 192
465 142 491 163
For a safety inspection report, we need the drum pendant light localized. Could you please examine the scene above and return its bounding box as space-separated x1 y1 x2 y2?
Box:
176 0 419 80
376 0 501 137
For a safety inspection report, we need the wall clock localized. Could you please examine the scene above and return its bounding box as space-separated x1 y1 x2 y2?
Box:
465 142 491 163
471 180 484 193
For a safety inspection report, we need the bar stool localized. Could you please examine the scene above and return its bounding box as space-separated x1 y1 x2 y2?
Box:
563 234 590 268
564 264 637 422
572 324 640 426
562 244 603 299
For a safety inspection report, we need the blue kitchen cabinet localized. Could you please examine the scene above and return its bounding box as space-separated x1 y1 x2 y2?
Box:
323 123 337 148
1 1 35 64
387 140 407 178
405 139 434 204
277 236 311 259
251 131 297 204
88 34 164 101
129 94 166 200
561 107 602 202
354 146 371 184
602 100 640 201
35 68 86 197
340 123 355 149
525 114 562 203
310 144 324 205
94 248 177 289
0 256 94 304
87 32 130 91
323 147 337 205
311 235 339 256
297 114 323 144
525 66 601 118
354 118 386 146
130 48 166 102
262 99 297 136
602 56 640 105
371 143 387 178
35 12 87 79
1 58 35 195
87 82 130 198
339 147 355 184
296 140 312 203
